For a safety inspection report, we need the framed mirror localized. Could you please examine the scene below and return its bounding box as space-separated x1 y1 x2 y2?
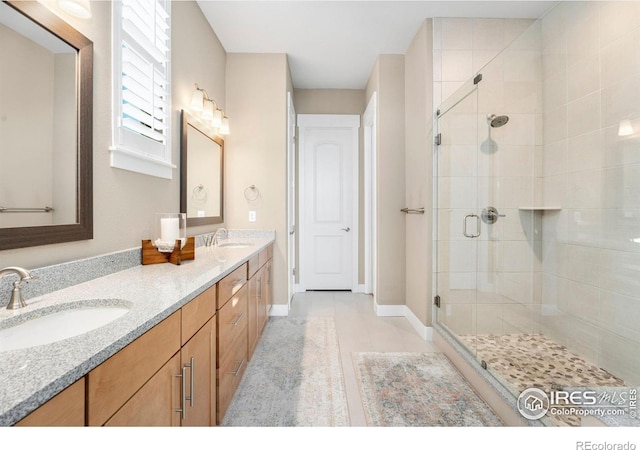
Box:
180 110 224 226
0 1 93 250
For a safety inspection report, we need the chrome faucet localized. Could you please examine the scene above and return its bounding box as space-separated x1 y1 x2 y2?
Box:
0 267 36 310
211 227 228 246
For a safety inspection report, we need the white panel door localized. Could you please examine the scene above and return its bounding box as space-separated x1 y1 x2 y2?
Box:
299 115 359 290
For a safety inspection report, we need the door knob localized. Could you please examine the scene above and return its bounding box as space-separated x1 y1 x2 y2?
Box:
341 227 351 232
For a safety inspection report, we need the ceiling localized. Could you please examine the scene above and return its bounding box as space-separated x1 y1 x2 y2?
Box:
197 1 556 90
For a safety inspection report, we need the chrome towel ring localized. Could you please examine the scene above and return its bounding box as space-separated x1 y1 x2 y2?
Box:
244 185 260 201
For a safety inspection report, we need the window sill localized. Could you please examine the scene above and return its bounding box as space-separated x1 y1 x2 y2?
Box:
109 146 175 179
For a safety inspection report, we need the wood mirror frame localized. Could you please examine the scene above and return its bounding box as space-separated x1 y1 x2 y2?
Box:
0 1 93 250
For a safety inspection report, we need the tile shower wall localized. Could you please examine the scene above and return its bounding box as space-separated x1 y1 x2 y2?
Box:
539 1 640 384
434 18 540 337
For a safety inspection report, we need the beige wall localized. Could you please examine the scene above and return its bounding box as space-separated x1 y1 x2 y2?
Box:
366 55 406 305
1 1 227 269
293 89 365 114
225 53 289 307
404 20 434 325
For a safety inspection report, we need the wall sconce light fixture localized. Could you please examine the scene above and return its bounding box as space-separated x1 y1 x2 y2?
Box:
57 0 92 19
190 84 229 135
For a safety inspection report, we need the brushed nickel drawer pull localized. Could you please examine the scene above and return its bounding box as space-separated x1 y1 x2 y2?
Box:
230 359 245 377
186 357 194 408
175 366 188 420
230 312 245 326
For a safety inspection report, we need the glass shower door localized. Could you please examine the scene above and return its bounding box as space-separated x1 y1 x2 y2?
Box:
435 81 481 360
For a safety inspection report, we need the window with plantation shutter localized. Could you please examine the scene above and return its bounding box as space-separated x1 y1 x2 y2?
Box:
110 0 173 179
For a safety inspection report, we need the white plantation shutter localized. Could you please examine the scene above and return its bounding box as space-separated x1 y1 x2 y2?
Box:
110 0 173 179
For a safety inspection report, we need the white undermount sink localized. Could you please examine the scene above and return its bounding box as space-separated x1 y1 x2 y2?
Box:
216 242 253 248
0 304 130 352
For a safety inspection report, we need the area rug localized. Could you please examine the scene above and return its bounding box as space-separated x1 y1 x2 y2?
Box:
352 352 502 426
221 317 349 426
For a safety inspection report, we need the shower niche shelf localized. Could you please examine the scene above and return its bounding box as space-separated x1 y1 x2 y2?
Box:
518 206 562 211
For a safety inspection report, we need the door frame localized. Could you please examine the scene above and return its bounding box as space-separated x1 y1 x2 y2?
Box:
297 114 360 292
363 93 376 295
286 92 296 307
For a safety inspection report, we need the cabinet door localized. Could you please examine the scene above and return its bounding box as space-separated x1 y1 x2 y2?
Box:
247 269 262 360
87 311 181 426
104 353 181 427
259 261 272 332
15 378 85 427
180 318 215 427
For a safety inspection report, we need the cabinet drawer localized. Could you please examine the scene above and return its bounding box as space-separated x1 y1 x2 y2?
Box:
217 284 248 369
247 254 260 279
217 330 247 424
258 248 269 268
181 285 216 346
217 263 247 309
87 311 181 426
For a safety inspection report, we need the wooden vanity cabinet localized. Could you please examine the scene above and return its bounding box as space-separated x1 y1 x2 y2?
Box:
14 245 273 427
15 378 85 426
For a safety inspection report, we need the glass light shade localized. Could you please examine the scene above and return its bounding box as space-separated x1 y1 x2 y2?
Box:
618 119 634 137
153 213 187 253
202 100 214 121
220 117 230 135
212 109 223 128
58 0 92 18
190 88 204 112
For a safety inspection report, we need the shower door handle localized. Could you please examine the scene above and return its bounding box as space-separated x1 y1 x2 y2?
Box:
463 214 481 238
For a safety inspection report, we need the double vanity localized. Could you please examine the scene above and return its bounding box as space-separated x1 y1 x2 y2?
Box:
0 231 275 426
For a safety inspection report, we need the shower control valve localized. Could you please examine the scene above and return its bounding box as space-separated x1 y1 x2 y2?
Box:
481 206 505 224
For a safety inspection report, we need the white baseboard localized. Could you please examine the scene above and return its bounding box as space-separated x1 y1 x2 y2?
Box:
374 303 407 317
405 305 434 341
374 300 433 341
269 304 289 316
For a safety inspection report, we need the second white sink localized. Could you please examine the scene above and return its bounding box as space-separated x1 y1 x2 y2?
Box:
0 304 130 352
217 242 253 248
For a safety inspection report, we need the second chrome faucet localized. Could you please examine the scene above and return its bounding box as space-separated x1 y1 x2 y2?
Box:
205 228 228 247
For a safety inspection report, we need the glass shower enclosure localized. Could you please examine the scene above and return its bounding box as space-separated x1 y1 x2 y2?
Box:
434 5 639 427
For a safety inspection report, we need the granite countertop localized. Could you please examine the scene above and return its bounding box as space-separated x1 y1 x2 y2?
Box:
0 233 275 426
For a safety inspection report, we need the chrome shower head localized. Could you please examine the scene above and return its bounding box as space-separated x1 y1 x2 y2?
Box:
487 114 509 128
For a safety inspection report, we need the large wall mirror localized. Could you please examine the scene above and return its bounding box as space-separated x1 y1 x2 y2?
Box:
0 1 93 250
180 110 224 226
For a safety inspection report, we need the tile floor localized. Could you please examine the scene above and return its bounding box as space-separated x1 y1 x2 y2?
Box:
289 291 441 426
